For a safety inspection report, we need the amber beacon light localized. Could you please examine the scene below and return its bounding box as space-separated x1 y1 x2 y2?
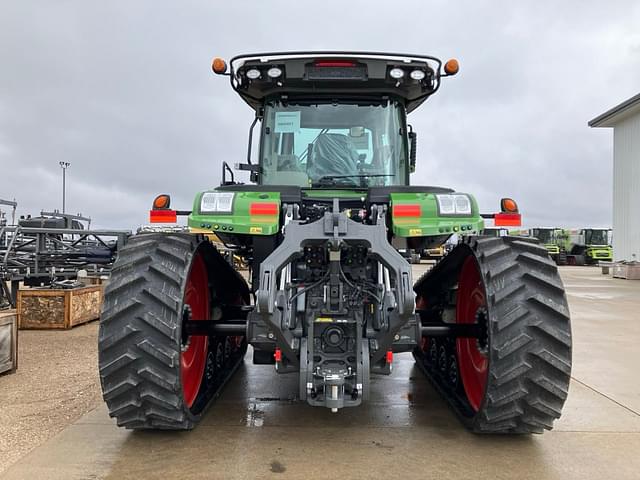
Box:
212 57 227 74
444 58 459 75
153 194 171 210
500 198 518 213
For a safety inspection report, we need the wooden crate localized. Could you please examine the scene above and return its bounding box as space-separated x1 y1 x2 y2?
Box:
17 285 103 330
613 263 640 280
0 310 18 374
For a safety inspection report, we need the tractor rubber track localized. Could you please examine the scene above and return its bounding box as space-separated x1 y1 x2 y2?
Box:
413 236 572 434
98 233 249 430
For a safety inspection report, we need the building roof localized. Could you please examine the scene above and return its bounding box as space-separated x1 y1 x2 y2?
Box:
589 92 640 127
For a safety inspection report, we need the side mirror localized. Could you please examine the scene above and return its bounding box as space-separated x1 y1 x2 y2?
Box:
408 131 417 173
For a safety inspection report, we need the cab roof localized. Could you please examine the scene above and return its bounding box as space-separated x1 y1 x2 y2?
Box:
225 51 448 113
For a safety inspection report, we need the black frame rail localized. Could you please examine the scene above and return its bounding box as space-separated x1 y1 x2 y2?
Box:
0 225 130 309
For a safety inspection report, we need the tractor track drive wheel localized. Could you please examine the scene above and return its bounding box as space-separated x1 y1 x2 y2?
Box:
98 233 249 430
413 236 572 433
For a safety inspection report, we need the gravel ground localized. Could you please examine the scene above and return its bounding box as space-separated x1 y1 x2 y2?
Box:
0 321 101 475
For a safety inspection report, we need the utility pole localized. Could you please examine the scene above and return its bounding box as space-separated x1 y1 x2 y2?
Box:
59 162 70 213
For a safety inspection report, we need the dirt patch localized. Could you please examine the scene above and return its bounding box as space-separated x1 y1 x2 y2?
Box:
0 321 101 475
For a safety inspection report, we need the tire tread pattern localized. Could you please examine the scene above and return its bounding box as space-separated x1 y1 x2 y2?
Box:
414 235 572 434
98 233 245 430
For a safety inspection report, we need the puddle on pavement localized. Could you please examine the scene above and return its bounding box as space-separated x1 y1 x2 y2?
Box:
245 402 265 427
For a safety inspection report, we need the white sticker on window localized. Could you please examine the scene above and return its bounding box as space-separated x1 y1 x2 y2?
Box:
274 111 301 133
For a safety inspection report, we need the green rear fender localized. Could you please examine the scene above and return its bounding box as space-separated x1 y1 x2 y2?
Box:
188 190 281 236
390 192 484 237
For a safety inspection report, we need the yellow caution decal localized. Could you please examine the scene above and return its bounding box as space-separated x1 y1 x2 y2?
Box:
315 317 333 323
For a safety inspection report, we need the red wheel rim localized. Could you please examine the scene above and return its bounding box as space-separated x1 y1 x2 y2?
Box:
416 296 428 352
456 255 488 412
181 251 209 408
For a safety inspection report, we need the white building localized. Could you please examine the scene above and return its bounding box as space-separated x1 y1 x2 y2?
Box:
589 93 640 262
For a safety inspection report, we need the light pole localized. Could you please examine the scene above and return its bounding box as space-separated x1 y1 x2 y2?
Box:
59 162 70 213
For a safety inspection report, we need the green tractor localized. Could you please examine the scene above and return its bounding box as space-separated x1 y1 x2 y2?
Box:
565 228 613 265
529 228 568 265
98 52 571 434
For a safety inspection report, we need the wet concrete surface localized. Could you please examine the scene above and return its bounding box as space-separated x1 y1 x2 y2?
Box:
3 266 640 479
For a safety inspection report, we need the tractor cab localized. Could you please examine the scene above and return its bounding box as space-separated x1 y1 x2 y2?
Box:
531 228 555 244
565 228 613 264
213 52 458 188
583 228 611 247
259 101 406 188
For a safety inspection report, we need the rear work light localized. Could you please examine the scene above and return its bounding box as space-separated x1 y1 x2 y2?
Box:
267 67 282 78
246 68 261 80
201 192 235 213
392 204 421 217
249 202 279 216
389 68 404 79
436 194 472 215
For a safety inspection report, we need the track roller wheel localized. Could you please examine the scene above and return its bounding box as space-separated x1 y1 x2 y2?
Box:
98 233 249 430
414 236 572 434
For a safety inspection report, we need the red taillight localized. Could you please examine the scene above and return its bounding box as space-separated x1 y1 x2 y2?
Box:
314 60 356 67
392 204 421 217
249 202 279 216
274 348 282 362
149 209 177 223
386 350 393 364
494 212 521 227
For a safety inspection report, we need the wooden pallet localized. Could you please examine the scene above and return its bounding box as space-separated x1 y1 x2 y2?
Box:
17 286 103 330
0 310 18 374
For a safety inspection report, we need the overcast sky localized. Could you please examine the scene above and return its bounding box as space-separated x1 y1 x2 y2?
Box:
1 1 639 230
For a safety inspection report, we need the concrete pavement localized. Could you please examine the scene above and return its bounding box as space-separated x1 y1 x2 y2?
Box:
3 266 639 480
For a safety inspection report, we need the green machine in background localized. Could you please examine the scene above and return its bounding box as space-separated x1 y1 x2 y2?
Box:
522 228 613 265
565 228 613 265
513 228 567 265
531 228 568 265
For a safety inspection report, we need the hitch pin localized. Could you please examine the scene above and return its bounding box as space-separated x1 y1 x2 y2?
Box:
331 385 339 413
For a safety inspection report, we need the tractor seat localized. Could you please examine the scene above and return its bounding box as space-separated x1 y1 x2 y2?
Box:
310 133 359 178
